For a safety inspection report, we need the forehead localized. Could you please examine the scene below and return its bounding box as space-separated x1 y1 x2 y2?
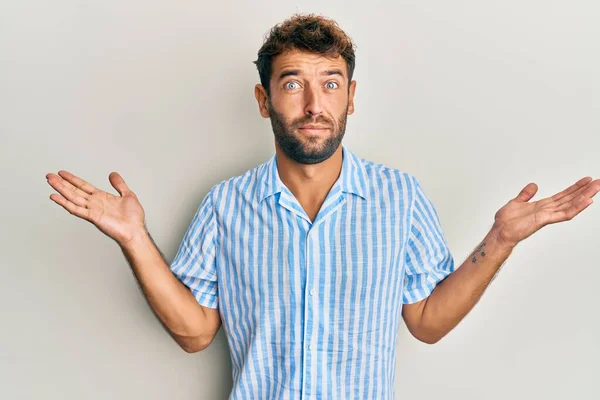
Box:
272 49 347 75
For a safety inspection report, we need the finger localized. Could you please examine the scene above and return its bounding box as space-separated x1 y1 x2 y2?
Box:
46 173 90 208
108 172 131 196
515 183 538 202
585 178 600 198
49 193 90 220
555 179 600 211
546 195 594 224
54 170 98 195
554 178 598 208
549 176 593 203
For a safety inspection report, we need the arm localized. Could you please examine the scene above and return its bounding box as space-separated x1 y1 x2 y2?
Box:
402 227 511 344
403 176 598 344
46 170 221 353
121 229 221 353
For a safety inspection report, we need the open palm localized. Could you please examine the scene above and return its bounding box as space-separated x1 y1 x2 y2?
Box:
493 176 600 248
46 170 146 246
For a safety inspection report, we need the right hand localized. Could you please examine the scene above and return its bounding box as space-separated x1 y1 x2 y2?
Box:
46 170 146 247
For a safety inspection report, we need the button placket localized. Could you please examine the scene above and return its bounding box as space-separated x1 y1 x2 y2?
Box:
307 232 318 356
301 227 314 398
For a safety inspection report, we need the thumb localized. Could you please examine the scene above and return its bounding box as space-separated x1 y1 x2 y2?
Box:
515 182 538 203
109 172 131 196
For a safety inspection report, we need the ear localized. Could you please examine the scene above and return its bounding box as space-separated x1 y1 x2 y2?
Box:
347 80 357 115
254 84 270 118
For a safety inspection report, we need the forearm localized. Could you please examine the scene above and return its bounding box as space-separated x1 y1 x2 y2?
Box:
120 229 209 345
419 226 514 342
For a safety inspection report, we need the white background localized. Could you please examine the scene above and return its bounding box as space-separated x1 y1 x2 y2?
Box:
1 1 598 399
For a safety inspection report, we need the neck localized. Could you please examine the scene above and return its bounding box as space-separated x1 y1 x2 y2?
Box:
274 143 343 202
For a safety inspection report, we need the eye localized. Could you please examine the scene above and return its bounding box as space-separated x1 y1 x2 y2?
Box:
325 81 339 90
284 81 300 90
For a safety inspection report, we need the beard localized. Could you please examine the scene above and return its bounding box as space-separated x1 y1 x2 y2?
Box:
268 98 348 165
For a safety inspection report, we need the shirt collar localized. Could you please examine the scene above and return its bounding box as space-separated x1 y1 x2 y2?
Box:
256 144 369 203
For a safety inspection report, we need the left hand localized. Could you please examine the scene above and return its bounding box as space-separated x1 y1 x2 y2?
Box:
492 176 600 249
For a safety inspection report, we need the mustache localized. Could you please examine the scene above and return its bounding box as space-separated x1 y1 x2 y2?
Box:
292 116 333 128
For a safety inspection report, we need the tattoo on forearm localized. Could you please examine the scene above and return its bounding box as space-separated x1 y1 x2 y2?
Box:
470 240 506 286
471 242 487 263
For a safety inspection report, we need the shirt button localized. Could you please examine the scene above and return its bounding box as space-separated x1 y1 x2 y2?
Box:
309 289 314 296
309 344 314 351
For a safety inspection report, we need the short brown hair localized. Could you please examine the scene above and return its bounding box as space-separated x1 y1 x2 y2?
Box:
253 13 357 96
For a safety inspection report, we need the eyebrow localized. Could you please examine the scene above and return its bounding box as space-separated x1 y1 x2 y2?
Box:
277 68 345 81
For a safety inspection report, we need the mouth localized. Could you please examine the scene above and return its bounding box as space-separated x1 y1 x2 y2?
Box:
298 126 329 134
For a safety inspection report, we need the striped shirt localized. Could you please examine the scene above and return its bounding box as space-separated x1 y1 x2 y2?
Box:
170 145 455 400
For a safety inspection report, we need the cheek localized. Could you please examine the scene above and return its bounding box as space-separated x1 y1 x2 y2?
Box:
325 96 347 113
288 97 310 113
274 96 304 114
333 95 349 109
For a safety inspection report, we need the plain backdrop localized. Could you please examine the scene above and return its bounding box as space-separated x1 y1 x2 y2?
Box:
1 1 598 399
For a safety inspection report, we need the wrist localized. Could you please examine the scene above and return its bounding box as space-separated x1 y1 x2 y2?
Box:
119 225 149 250
489 224 516 253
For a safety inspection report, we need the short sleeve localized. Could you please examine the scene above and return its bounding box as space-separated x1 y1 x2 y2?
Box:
170 188 219 309
402 177 455 304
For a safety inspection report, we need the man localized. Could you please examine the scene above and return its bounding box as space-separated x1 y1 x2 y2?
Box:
46 13 598 400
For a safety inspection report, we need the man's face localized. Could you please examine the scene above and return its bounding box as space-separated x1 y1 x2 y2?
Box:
256 49 356 164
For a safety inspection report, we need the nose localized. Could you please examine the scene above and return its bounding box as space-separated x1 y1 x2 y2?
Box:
303 84 324 116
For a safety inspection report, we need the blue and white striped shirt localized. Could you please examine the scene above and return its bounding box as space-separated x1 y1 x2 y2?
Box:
170 145 455 399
